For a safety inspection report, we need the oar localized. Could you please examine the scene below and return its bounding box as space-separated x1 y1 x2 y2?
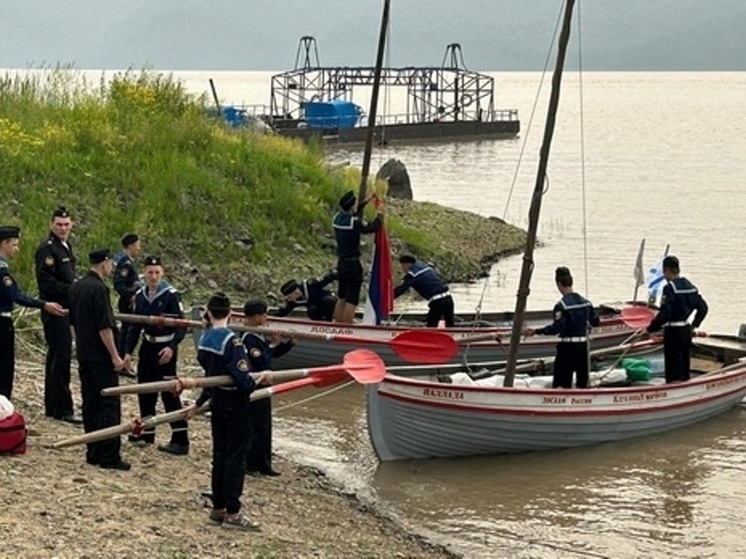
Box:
101 348 386 397
51 402 212 449
620 306 656 329
114 312 458 364
53 352 383 449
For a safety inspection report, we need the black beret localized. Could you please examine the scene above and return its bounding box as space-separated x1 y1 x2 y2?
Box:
339 190 356 211
144 255 162 267
398 254 416 265
121 233 139 247
89 247 112 264
0 225 20 241
280 279 300 296
52 206 70 219
207 292 231 313
243 299 268 316
662 255 679 271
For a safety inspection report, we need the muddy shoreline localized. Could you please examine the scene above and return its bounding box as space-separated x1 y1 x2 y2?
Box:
1 337 459 558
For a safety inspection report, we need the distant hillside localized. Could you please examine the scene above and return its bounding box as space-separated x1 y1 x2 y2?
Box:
2 0 745 71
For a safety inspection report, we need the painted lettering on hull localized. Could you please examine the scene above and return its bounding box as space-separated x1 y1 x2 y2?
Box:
308 326 355 336
422 388 465 401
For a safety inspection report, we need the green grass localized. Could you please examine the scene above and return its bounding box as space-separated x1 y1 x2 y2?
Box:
0 68 525 302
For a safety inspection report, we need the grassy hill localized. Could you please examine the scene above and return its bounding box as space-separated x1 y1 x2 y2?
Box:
0 69 525 305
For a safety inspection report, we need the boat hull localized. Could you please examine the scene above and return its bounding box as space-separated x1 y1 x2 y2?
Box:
264 308 635 369
367 363 746 461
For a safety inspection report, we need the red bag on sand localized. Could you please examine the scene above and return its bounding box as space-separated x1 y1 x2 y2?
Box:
0 411 27 455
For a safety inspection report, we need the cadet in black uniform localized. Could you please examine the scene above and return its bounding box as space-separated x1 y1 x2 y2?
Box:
0 226 66 399
35 206 81 423
190 293 268 531
644 255 708 383
113 233 141 359
524 267 600 389
332 190 384 324
394 255 454 327
242 299 294 476
68 248 130 470
276 269 338 322
123 256 188 454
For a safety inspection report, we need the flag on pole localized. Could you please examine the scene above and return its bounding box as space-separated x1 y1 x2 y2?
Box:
646 244 670 305
362 198 393 325
633 238 646 289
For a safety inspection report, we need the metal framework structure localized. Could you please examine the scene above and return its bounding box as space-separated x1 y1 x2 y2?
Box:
269 37 502 124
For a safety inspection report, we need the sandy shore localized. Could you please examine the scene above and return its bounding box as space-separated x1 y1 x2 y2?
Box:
0 339 457 558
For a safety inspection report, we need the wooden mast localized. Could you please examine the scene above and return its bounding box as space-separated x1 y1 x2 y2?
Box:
503 0 577 386
356 0 391 212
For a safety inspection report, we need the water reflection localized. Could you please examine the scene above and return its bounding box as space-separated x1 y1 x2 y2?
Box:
371 407 746 557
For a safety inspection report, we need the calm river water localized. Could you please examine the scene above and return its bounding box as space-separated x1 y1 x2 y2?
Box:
154 70 746 557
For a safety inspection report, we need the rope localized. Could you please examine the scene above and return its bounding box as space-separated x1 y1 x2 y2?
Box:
472 2 566 322
274 380 354 412
577 0 590 296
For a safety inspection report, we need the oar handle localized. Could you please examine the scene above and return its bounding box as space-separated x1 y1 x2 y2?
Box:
51 402 211 449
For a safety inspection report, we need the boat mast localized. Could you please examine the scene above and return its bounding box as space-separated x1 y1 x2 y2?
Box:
356 0 391 212
503 0 577 387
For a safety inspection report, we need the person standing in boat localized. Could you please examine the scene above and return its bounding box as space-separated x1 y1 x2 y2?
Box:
523 266 600 388
393 255 454 327
275 269 338 322
332 190 384 324
241 299 295 477
113 232 142 361
643 255 708 383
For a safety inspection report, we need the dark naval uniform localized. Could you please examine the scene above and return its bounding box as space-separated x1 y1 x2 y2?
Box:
123 281 187 446
276 271 338 321
35 232 76 418
241 332 294 474
196 327 257 516
68 270 124 468
113 251 140 355
646 278 708 383
535 293 600 388
333 208 382 306
394 261 454 327
0 255 46 399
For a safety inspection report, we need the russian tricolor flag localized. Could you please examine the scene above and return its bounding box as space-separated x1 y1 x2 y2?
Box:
362 198 393 325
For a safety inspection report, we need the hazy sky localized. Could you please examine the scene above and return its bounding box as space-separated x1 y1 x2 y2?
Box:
2 0 745 71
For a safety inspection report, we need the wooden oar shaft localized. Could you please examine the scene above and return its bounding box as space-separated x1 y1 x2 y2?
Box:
100 368 322 396
51 402 211 449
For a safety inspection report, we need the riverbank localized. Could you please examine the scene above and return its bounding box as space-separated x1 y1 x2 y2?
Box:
2 339 458 558
0 69 526 308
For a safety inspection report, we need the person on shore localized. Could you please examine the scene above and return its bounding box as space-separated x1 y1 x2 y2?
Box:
189 292 268 531
68 248 131 470
123 256 189 454
276 270 338 322
35 206 82 424
394 255 454 327
332 190 384 324
643 255 708 383
0 226 66 400
523 267 600 389
242 299 295 477
113 232 141 364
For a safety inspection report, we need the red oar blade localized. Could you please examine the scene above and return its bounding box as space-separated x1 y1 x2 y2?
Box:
620 306 656 330
340 349 387 383
389 330 458 364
